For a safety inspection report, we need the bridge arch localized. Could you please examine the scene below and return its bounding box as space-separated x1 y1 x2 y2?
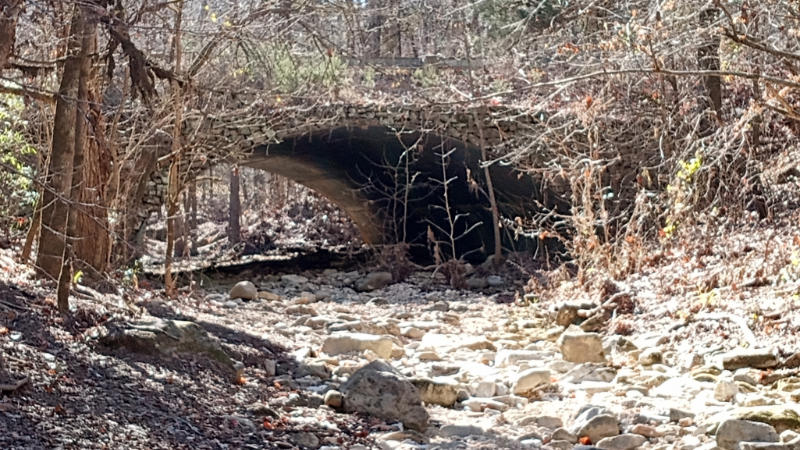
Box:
140 103 571 262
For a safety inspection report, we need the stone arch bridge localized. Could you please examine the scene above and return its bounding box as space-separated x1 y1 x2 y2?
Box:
140 101 642 261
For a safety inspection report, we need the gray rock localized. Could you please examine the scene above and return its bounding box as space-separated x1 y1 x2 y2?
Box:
229 281 258 300
739 443 799 450
411 378 459 407
551 427 577 442
556 301 596 327
321 332 393 359
356 271 394 292
638 348 663 366
461 397 509 412
472 380 497 398
297 361 331 380
340 361 429 432
670 408 695 422
100 317 234 369
714 380 739 402
466 277 488 289
487 275 503 286
264 359 276 377
518 415 563 429
716 419 779 450
289 431 319 448
281 274 308 285
223 414 256 430
513 368 551 395
596 433 647 450
495 350 550 368
257 290 280 301
558 330 606 363
439 424 484 438
722 349 780 370
324 390 343 409
561 363 616 383
571 407 620 444
781 430 800 443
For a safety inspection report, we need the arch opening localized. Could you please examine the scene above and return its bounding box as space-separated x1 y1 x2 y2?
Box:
247 126 563 263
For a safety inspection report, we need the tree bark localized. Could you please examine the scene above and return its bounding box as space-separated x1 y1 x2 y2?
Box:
164 0 184 298
699 7 722 117
0 0 22 70
365 0 383 57
228 165 241 245
36 4 85 281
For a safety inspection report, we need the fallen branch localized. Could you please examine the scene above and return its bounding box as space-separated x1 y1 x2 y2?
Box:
0 375 29 392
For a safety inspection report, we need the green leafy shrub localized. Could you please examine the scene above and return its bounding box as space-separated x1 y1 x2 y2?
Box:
0 94 38 238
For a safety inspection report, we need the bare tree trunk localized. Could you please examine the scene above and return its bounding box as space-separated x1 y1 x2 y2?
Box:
36 4 85 281
0 0 22 70
699 7 722 117
189 180 197 254
366 0 383 57
228 165 241 245
462 28 503 264
164 0 184 298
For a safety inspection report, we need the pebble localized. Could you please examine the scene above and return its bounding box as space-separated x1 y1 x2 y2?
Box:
229 280 258 300
324 390 343 408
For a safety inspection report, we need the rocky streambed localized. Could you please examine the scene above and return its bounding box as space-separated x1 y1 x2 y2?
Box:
102 267 800 449
5 251 800 450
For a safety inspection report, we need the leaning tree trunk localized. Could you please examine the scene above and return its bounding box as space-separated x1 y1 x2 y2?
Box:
36 5 87 281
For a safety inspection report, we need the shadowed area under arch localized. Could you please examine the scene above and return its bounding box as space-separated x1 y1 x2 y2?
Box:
242 125 565 262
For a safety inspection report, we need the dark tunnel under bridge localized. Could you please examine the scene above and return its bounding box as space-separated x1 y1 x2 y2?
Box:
242 126 566 263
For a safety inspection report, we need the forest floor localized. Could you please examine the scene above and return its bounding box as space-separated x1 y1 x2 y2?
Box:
1 208 800 450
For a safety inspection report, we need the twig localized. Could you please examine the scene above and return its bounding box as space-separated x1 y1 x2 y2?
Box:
0 299 26 312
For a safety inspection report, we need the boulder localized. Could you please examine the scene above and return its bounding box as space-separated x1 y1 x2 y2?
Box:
558 330 606 363
716 419 779 450
100 317 234 369
340 361 429 431
229 281 258 300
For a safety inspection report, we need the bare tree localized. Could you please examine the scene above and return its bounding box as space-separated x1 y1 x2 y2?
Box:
228 165 241 246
